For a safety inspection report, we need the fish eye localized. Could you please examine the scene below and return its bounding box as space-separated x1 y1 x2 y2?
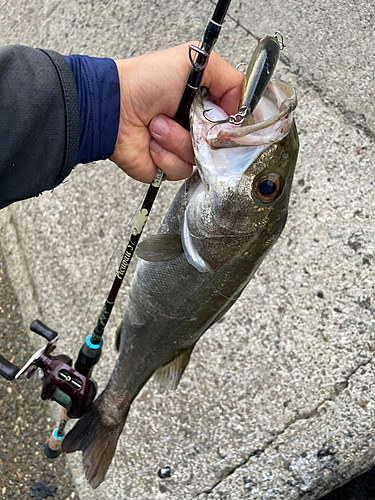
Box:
253 174 283 203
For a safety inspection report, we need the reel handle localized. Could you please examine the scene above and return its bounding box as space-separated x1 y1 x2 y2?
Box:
0 320 54 381
0 355 20 380
30 320 58 342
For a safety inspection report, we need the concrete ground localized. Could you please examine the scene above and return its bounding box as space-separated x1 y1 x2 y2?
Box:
0 0 374 499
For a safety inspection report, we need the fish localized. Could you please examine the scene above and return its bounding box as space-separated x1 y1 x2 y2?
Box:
62 78 299 488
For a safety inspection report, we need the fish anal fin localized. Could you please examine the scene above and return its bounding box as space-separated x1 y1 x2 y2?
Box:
154 346 194 391
136 234 183 262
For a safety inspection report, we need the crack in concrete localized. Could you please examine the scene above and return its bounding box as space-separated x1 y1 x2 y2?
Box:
224 12 375 142
195 356 373 498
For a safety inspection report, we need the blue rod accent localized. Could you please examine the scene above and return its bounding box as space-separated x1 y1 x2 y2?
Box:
53 428 65 440
86 334 103 349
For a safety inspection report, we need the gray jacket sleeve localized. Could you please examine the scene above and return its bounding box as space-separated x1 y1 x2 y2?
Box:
0 45 79 209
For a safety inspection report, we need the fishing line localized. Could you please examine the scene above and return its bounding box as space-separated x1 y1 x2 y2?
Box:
184 0 215 203
198 1 215 47
216 289 239 301
183 138 193 208
78 190 147 338
181 0 214 207
74 0 233 370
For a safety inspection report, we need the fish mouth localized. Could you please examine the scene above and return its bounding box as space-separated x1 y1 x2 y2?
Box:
207 79 297 148
194 79 297 148
183 80 298 273
190 79 297 192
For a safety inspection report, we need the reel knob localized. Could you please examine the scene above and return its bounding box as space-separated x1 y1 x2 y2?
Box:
30 320 58 342
0 355 20 380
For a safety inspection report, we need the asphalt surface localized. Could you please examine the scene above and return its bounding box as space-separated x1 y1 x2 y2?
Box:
1 246 375 500
0 245 75 500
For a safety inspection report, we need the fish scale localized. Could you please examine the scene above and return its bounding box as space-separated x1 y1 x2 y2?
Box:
63 84 299 489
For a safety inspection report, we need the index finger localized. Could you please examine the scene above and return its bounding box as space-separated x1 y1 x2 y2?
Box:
201 51 245 115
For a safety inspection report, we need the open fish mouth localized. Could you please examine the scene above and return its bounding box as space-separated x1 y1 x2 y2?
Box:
190 80 297 192
195 80 297 147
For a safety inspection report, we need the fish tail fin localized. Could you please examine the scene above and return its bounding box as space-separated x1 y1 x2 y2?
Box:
62 401 129 489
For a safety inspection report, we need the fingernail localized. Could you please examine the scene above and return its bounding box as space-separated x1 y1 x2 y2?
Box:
150 138 163 153
150 116 169 137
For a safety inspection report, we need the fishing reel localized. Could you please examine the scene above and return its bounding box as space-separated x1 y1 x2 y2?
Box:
0 320 98 419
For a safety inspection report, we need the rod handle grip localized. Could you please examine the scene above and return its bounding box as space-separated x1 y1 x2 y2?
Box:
44 431 63 458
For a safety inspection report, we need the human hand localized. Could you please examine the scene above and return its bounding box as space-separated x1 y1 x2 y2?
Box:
110 43 244 183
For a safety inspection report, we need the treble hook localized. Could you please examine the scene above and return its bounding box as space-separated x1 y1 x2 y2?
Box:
203 107 250 128
202 33 283 129
274 31 285 50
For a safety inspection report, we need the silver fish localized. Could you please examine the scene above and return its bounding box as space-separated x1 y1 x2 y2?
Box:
62 79 299 488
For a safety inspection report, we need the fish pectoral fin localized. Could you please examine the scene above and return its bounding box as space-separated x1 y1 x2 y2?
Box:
154 346 195 391
136 234 183 262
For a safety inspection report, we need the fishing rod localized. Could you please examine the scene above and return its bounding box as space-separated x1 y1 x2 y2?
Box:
89 0 233 349
0 0 234 458
44 0 233 454
0 0 285 461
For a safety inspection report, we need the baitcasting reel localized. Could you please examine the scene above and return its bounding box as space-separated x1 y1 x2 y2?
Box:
0 320 98 419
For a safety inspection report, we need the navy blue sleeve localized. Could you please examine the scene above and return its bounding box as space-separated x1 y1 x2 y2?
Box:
63 55 120 165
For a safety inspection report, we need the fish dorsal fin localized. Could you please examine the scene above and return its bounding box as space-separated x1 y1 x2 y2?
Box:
136 234 183 262
154 346 194 391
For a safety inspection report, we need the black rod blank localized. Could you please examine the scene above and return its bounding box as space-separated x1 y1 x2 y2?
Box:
90 0 233 344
